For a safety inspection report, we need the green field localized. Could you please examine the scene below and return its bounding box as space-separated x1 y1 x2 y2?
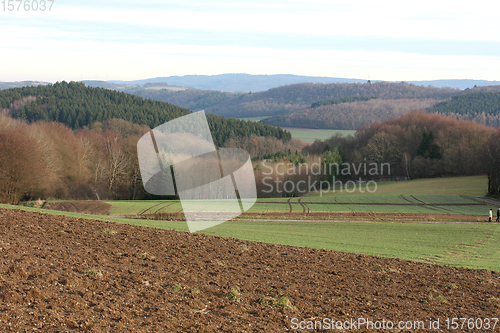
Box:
2 203 498 270
311 175 488 197
237 117 355 143
201 220 499 271
102 176 492 217
144 86 187 91
5 175 499 270
239 116 272 122
282 128 356 143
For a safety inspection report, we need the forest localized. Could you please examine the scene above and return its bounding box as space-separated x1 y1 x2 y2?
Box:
0 81 291 146
427 91 500 127
251 111 499 197
133 87 236 111
310 95 377 108
2 109 499 202
204 81 459 118
262 98 438 129
2 82 500 202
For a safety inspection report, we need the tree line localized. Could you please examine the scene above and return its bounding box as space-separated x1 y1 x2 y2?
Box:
310 95 376 108
252 111 499 197
427 91 500 128
0 81 291 146
0 113 299 204
303 111 496 180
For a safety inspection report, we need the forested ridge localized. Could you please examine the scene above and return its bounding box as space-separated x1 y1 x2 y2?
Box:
133 87 236 111
427 91 500 127
205 81 459 118
310 96 377 108
0 81 290 146
262 98 438 129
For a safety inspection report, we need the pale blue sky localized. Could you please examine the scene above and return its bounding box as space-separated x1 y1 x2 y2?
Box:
1 0 499 82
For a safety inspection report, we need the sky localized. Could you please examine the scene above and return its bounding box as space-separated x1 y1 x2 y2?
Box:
1 0 500 82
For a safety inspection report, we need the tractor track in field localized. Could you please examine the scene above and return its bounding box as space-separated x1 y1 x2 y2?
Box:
139 202 163 215
152 203 174 214
400 195 414 204
44 201 111 215
298 198 309 214
410 195 426 204
408 195 445 213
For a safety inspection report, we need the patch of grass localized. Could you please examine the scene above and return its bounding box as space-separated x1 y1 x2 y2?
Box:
140 252 155 259
101 228 117 234
82 269 103 277
281 128 355 144
258 295 295 309
167 284 183 292
224 287 242 302
430 295 449 303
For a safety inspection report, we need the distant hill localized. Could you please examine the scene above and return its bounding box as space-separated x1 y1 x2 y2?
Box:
204 81 459 118
108 74 500 92
82 81 236 111
132 88 237 111
408 79 500 90
427 90 500 127
109 74 367 93
0 81 50 90
0 81 291 146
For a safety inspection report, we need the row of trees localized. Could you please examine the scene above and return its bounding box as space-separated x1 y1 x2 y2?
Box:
0 116 150 204
251 111 499 197
303 111 496 180
2 109 499 202
0 115 298 204
310 95 376 108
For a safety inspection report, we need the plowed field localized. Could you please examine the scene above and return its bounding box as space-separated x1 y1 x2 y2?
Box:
0 208 498 332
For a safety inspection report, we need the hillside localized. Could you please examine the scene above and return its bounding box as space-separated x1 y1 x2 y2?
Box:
0 81 50 90
107 74 500 92
204 82 459 118
133 88 237 111
83 81 238 112
262 98 439 129
109 73 367 92
0 81 291 146
427 90 500 127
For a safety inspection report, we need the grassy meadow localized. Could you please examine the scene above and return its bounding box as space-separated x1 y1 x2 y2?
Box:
281 127 356 143
3 175 499 270
238 116 356 143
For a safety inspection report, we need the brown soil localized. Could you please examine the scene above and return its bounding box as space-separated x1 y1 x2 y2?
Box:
239 212 486 222
44 201 112 215
0 208 498 332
